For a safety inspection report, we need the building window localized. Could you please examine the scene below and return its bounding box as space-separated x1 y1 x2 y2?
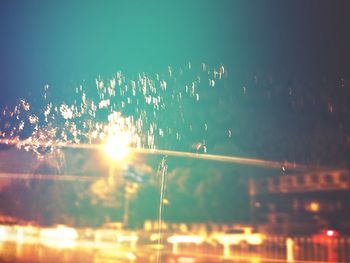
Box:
268 203 276 212
340 173 348 183
336 201 343 210
297 176 305 185
262 179 268 188
273 177 279 186
285 177 292 185
324 174 334 184
311 174 319 184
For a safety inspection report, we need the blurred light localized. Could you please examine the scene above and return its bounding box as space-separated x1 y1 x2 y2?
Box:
103 134 130 161
310 202 320 212
150 233 161 242
117 233 138 243
177 257 196 263
326 230 337 237
125 252 137 261
247 235 264 245
167 234 204 244
0 226 7 241
125 183 139 194
16 227 24 243
40 225 78 248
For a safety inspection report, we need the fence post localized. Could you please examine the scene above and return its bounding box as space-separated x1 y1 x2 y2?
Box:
327 239 338 262
286 237 294 262
130 233 137 250
172 242 178 254
223 243 230 258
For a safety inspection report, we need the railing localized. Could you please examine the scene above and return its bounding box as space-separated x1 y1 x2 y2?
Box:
173 236 350 262
293 236 350 262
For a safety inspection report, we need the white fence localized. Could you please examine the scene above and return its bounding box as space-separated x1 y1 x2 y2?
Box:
171 235 350 262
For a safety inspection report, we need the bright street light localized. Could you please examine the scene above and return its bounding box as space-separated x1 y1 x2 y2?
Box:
103 133 131 162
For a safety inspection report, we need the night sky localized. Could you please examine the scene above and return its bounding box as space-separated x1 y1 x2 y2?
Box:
1 1 349 104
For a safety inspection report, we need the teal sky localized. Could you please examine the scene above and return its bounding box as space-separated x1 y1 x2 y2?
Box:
2 0 349 103
1 1 243 100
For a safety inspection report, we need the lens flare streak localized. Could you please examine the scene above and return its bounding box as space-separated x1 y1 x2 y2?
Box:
0 138 310 171
0 172 99 182
61 143 309 171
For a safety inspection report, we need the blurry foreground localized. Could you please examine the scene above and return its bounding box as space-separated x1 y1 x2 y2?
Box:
0 223 350 262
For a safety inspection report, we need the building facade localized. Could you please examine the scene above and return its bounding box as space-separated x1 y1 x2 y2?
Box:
249 169 350 234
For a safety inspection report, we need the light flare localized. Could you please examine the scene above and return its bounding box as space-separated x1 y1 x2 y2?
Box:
39 225 78 249
103 133 131 161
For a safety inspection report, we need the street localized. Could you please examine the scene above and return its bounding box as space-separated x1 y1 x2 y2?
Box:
0 240 279 263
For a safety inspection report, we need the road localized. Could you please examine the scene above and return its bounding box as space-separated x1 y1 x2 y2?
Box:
0 241 285 263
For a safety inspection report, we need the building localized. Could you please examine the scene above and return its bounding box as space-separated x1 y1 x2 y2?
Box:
249 169 350 234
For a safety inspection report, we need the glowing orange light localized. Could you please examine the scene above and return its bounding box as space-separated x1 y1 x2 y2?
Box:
309 202 320 212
